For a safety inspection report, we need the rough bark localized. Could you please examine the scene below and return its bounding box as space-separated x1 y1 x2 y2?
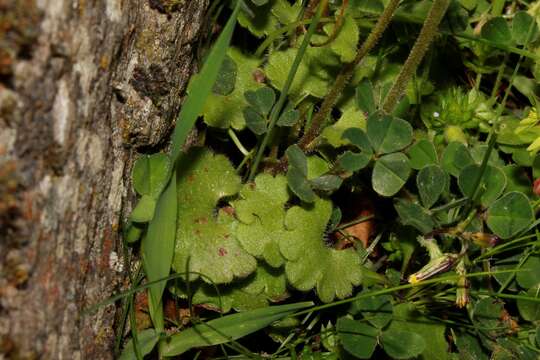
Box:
0 0 208 358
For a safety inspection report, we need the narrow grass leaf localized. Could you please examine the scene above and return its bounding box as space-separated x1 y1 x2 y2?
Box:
170 1 242 162
141 173 177 330
160 302 313 356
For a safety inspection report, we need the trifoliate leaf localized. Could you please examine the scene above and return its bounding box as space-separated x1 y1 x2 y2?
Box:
212 55 237 96
356 79 376 114
337 151 371 172
313 12 359 63
277 109 300 127
202 48 263 129
372 153 411 197
337 317 379 359
486 191 534 239
408 139 438 170
367 112 413 155
417 165 448 209
386 303 449 360
266 44 340 102
173 148 256 284
481 17 512 45
309 175 343 191
244 107 267 135
234 174 289 267
280 199 362 303
321 107 367 147
245 87 275 116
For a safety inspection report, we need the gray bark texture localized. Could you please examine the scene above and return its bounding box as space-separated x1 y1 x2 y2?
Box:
0 0 208 358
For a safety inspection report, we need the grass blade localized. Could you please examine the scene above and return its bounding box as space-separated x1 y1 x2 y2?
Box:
170 1 242 162
160 302 313 356
141 173 177 331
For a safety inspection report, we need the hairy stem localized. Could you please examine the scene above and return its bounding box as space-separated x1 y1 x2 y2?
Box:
298 0 401 151
381 0 450 114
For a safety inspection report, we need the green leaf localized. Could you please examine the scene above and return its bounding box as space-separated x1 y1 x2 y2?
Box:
502 165 533 196
366 113 413 154
343 128 372 152
351 292 393 329
337 151 371 172
309 175 343 192
250 0 269 6
516 255 540 289
234 174 289 267
172 265 287 313
381 328 426 359
511 11 539 46
356 79 376 114
173 148 256 284
124 222 144 244
473 297 504 329
238 0 279 38
280 199 363 302
171 2 241 161
271 0 302 24
417 165 448 208
245 87 275 116
441 142 474 177
277 109 300 127
458 164 506 207
486 191 534 239
337 317 378 359
387 303 449 360
266 44 339 101
481 16 512 45
202 48 263 129
132 153 171 198
455 332 488 360
212 55 237 96
372 153 411 197
286 144 308 175
517 287 540 321
130 195 157 223
321 108 367 147
287 167 317 203
408 139 438 170
119 329 159 360
141 174 177 330
244 107 267 135
160 302 313 356
536 327 540 347
394 199 435 234
318 12 359 63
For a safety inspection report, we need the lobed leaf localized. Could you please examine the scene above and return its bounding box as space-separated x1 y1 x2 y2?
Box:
173 148 256 284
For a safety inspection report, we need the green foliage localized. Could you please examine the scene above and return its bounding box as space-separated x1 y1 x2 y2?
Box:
119 0 540 358
280 199 363 303
234 174 289 267
173 148 256 284
161 301 313 356
202 48 263 129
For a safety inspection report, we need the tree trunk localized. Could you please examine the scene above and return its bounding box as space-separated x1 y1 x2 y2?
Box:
0 0 208 358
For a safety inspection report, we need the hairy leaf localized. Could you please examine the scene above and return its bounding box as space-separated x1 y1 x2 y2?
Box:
280 199 362 302
173 148 256 284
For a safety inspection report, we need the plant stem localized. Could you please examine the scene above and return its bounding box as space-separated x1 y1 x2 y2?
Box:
228 128 250 156
381 0 451 114
248 0 326 182
298 0 401 151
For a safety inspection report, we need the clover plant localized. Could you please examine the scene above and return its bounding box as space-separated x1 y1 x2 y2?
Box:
115 0 540 359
